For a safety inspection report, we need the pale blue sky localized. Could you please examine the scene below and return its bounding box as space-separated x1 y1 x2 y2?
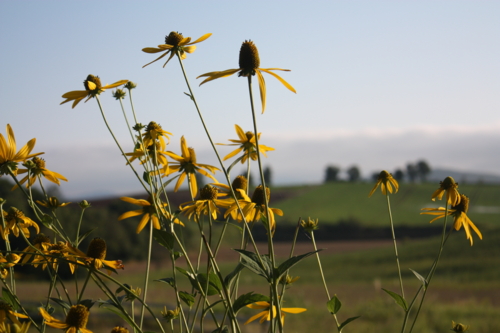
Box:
1 1 499 198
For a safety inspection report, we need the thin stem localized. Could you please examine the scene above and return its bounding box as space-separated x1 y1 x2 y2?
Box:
139 219 154 329
118 97 136 143
386 194 405 299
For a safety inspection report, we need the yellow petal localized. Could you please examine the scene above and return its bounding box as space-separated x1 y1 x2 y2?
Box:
103 80 129 90
183 45 197 54
117 209 144 221
256 70 267 113
197 69 240 85
142 47 166 53
259 68 296 93
188 33 212 45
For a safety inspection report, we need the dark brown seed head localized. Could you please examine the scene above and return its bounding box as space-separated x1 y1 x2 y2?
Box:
238 40 260 76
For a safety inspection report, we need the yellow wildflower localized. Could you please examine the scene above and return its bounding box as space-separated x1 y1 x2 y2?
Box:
118 196 182 234
1 207 39 240
180 185 233 222
0 124 43 175
12 157 67 189
368 170 399 197
421 194 482 245
431 176 460 206
162 136 219 198
244 300 306 325
21 233 51 264
142 31 212 68
0 301 29 325
36 197 71 210
60 75 128 109
0 321 31 333
218 124 274 163
451 320 469 332
39 304 92 333
198 40 296 113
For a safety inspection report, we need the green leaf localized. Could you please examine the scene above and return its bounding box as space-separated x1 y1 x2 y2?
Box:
195 273 222 296
156 277 175 288
78 299 95 309
143 171 152 185
234 249 272 281
382 288 408 311
49 297 71 310
224 263 245 287
339 316 361 330
179 291 195 307
233 292 270 314
326 295 341 315
410 268 428 289
2 288 18 310
153 229 175 250
76 228 97 246
275 250 320 280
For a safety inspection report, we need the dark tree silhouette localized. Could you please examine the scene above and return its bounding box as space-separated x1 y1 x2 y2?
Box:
406 163 418 183
324 165 341 183
416 160 431 182
347 165 361 182
394 169 404 182
263 166 272 186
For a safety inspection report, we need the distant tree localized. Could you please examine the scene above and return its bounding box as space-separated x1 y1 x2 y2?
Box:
394 169 404 182
416 160 431 182
324 165 341 183
406 163 418 183
263 166 272 186
347 165 361 182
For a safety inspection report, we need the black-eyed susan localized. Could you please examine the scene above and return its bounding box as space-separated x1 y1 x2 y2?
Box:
179 185 233 222
198 40 296 113
368 170 399 197
118 196 182 234
20 233 51 264
162 136 219 198
421 194 482 245
431 176 461 206
31 241 81 274
60 75 128 109
1 207 39 240
142 31 212 68
39 304 92 333
224 185 283 234
0 124 43 175
0 301 29 325
218 124 274 163
70 238 124 274
141 121 173 151
12 157 67 190
244 300 306 325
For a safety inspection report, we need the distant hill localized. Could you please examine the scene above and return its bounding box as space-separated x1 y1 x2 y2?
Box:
428 168 500 184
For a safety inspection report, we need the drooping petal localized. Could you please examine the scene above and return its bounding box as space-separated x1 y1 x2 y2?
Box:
259 68 296 94
142 47 167 53
136 214 150 234
142 50 170 68
256 70 267 113
120 197 150 206
117 209 144 221
197 69 241 85
102 80 129 90
187 33 212 45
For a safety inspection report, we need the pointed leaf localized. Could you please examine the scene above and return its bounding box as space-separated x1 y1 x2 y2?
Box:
326 295 341 315
275 250 320 279
195 273 222 296
49 297 71 310
76 228 97 246
339 316 361 330
234 249 272 281
179 291 195 307
233 292 270 314
153 229 175 250
78 299 95 309
143 171 152 184
156 277 175 288
410 268 428 289
2 288 19 310
382 288 408 311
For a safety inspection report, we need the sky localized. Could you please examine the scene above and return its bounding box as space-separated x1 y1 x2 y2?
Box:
1 1 499 199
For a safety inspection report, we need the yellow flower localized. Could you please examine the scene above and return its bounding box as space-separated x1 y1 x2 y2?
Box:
300 217 319 233
451 320 469 332
20 234 51 264
244 301 306 325
125 141 169 167
39 304 92 333
31 241 82 274
0 301 29 325
36 197 71 210
12 157 67 190
162 136 220 198
198 40 296 113
180 185 233 222
142 31 212 68
60 75 128 109
0 321 31 333
70 238 124 274
218 124 274 163
224 185 283 234
421 194 482 245
431 176 461 206
118 196 182 234
141 121 173 152
0 124 43 175
110 327 129 333
368 170 399 197
1 207 39 240
0 253 21 269
160 306 181 322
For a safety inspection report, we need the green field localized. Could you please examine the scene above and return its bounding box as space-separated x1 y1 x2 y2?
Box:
271 182 500 228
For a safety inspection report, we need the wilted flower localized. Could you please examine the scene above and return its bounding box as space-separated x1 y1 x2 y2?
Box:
432 176 460 206
368 170 399 197
300 217 319 233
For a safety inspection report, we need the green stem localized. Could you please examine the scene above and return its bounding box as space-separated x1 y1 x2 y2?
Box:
118 97 136 143
386 194 405 299
139 219 154 329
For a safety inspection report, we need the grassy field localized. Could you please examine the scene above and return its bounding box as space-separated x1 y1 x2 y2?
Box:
17 227 500 332
272 182 500 227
